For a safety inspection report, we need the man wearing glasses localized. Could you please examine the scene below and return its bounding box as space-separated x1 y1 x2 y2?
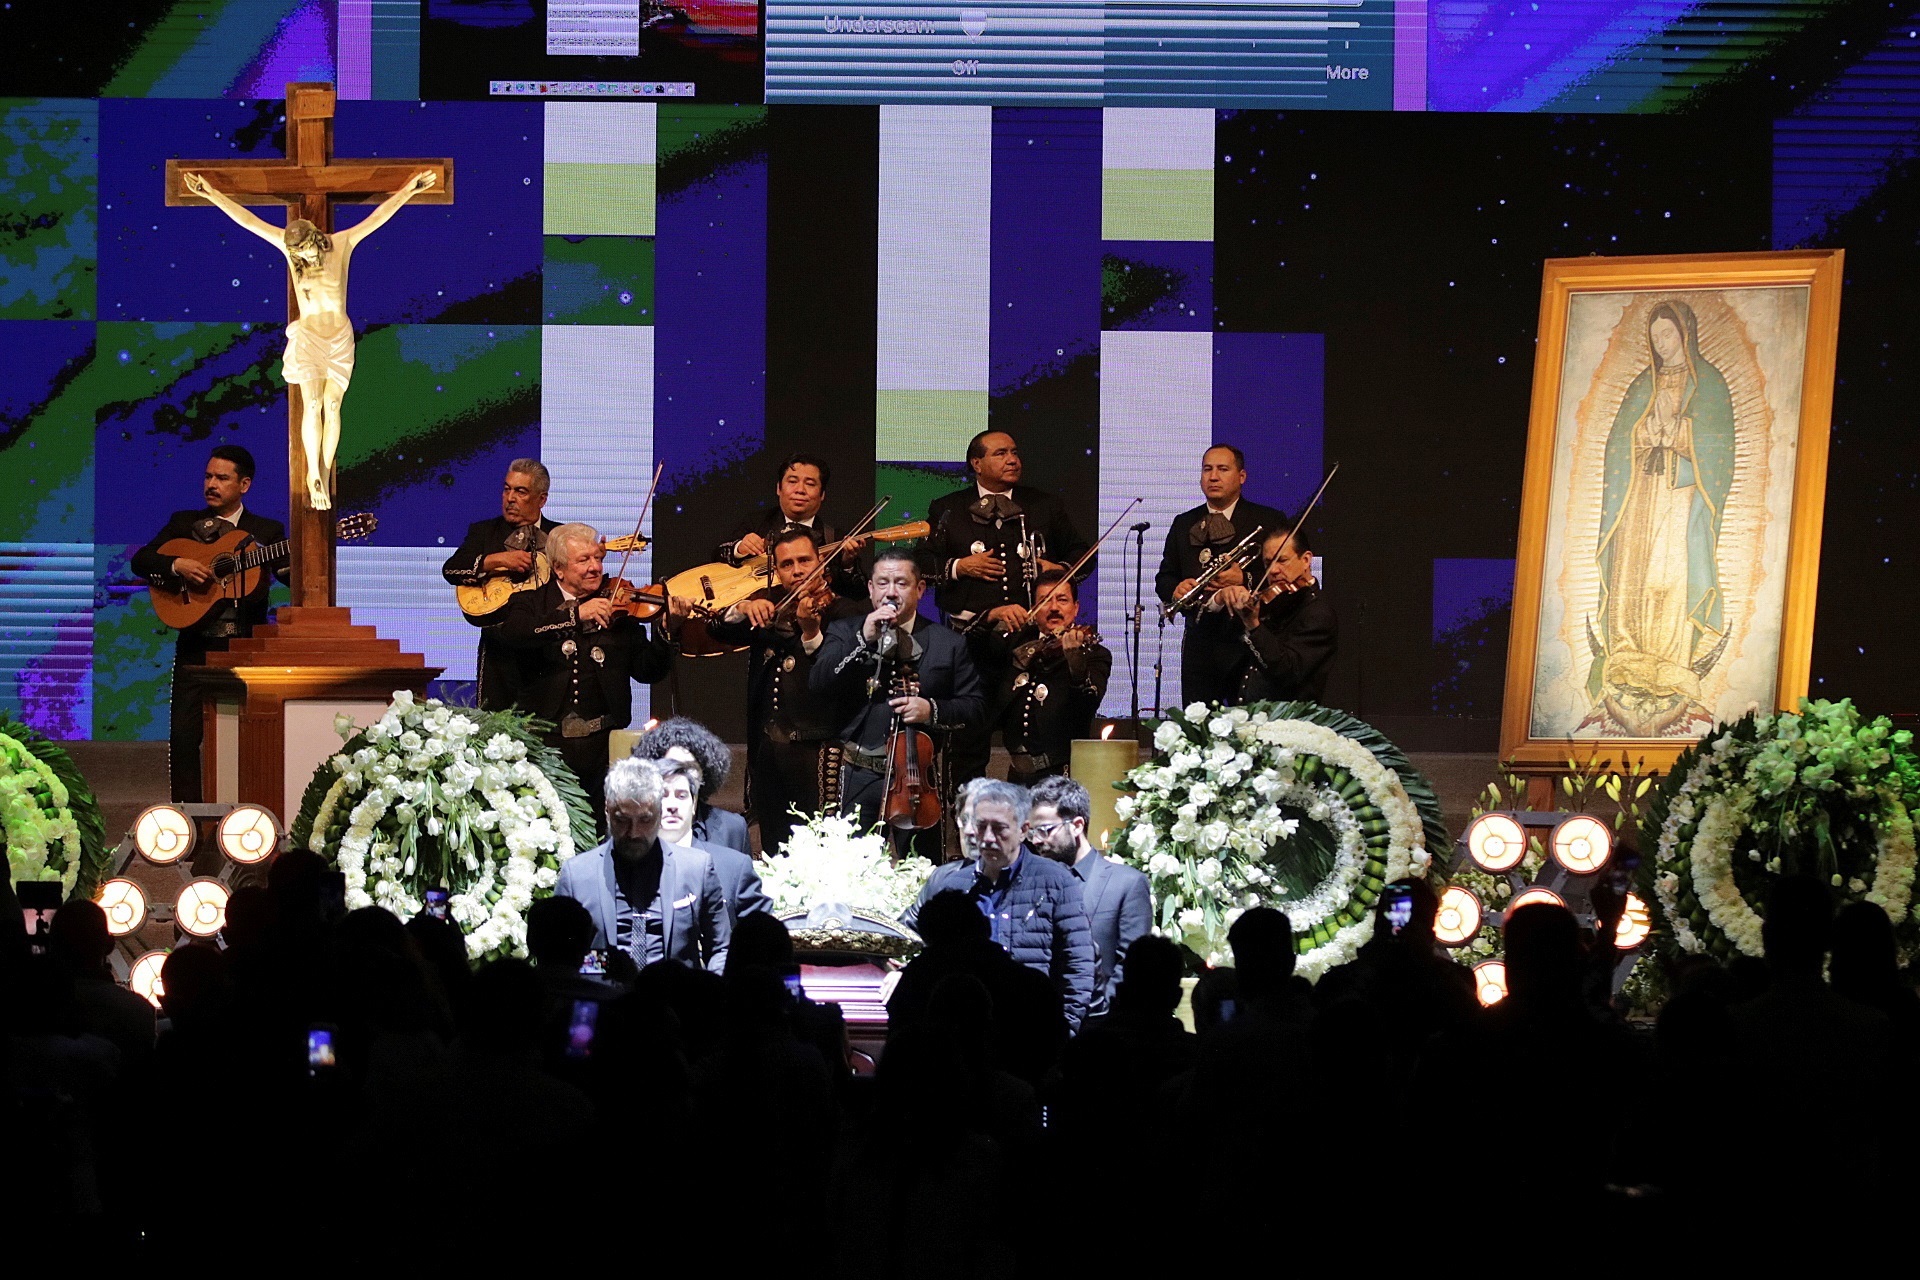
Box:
1028 776 1151 1019
443 459 561 709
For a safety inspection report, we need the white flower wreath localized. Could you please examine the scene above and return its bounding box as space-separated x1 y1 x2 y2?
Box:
0 729 83 895
1645 700 1920 961
302 692 585 962
1118 704 1435 981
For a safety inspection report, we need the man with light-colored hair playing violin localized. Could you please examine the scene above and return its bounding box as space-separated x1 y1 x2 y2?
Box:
493 522 690 826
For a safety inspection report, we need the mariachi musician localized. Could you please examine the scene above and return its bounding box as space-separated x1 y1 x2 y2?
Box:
133 445 287 802
705 528 868 857
719 452 866 598
919 430 1090 787
442 458 560 710
810 549 983 854
1210 526 1337 706
491 521 687 825
1156 444 1289 708
979 570 1112 786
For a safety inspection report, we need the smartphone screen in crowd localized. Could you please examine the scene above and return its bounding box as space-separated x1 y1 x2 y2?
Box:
1383 882 1415 935
565 1000 600 1061
425 888 450 920
307 1026 338 1076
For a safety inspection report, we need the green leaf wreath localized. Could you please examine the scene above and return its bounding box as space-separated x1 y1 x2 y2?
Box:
291 692 596 962
0 713 110 900
1639 698 1920 964
1114 700 1449 979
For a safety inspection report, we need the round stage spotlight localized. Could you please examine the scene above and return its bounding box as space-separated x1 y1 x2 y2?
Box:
1473 960 1509 1007
1508 885 1566 913
1615 892 1652 950
96 878 147 936
133 805 195 864
128 950 170 1009
1464 813 1527 872
175 879 230 938
217 804 280 863
1433 886 1482 946
1551 814 1612 874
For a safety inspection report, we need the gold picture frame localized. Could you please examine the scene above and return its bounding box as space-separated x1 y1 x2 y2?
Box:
1500 250 1844 776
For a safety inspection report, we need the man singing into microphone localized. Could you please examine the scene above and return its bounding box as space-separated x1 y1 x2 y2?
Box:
811 551 983 847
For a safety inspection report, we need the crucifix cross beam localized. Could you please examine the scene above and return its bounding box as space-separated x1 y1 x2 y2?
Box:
164 81 454 610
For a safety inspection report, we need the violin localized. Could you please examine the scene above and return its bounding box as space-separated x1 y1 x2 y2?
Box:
1010 623 1102 671
880 666 941 832
596 576 676 621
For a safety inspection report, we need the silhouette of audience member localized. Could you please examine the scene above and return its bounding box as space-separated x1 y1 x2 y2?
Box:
49 900 155 1067
1060 934 1196 1177
1314 880 1475 1088
1182 909 1320 1175
725 911 850 1088
1831 899 1920 1064
528 895 622 1005
1727 877 1892 1211
888 888 1066 1085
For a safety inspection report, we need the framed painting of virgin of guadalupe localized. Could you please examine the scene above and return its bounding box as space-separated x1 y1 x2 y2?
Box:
1500 250 1843 775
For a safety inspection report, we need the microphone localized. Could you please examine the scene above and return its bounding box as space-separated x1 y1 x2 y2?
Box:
1130 521 1152 533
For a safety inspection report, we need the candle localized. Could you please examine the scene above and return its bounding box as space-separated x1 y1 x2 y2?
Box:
1071 730 1140 852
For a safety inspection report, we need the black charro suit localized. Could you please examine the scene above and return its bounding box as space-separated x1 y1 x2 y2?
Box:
919 484 1090 786
719 510 866 599
491 580 675 821
1230 585 1338 706
810 612 984 847
441 515 562 711
917 484 1091 624
979 626 1112 785
707 594 868 855
1155 499 1288 708
133 507 287 801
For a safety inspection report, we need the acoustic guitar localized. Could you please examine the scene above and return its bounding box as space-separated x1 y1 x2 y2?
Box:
455 530 650 618
148 513 378 630
665 519 931 633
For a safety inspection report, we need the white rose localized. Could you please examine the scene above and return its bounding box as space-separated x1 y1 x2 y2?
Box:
1154 721 1187 752
1185 702 1210 724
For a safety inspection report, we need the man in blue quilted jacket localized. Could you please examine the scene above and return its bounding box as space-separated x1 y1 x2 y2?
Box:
903 780 1096 1032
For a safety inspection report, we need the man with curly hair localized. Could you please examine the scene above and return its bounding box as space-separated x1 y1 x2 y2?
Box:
632 716 751 855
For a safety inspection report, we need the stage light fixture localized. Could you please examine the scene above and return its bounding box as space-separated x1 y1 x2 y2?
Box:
1508 885 1566 912
96 878 147 936
129 950 170 1008
1551 814 1612 874
133 805 195 864
175 879 230 938
1433 886 1482 946
1464 813 1526 872
1473 960 1509 1007
217 804 280 863
1615 892 1652 950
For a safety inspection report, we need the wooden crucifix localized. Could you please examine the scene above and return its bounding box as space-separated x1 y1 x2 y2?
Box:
165 82 453 610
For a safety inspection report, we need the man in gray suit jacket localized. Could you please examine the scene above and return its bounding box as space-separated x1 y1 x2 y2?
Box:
658 758 771 925
1030 776 1152 1019
555 757 731 974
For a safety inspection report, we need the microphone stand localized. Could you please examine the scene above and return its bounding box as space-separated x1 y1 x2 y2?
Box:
1128 522 1146 724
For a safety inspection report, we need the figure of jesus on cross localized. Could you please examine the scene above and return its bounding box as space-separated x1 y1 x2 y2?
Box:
169 82 452 609
182 166 434 509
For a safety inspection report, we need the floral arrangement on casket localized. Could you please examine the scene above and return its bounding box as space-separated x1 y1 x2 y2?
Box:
759 810 931 958
1116 702 1450 980
0 713 109 899
291 692 596 962
1641 698 1920 962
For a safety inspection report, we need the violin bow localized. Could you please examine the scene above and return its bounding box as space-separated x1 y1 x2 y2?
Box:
1247 461 1339 600
974 498 1140 635
609 461 665 601
773 494 892 620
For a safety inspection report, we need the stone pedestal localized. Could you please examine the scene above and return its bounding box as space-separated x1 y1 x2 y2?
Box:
196 606 441 822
